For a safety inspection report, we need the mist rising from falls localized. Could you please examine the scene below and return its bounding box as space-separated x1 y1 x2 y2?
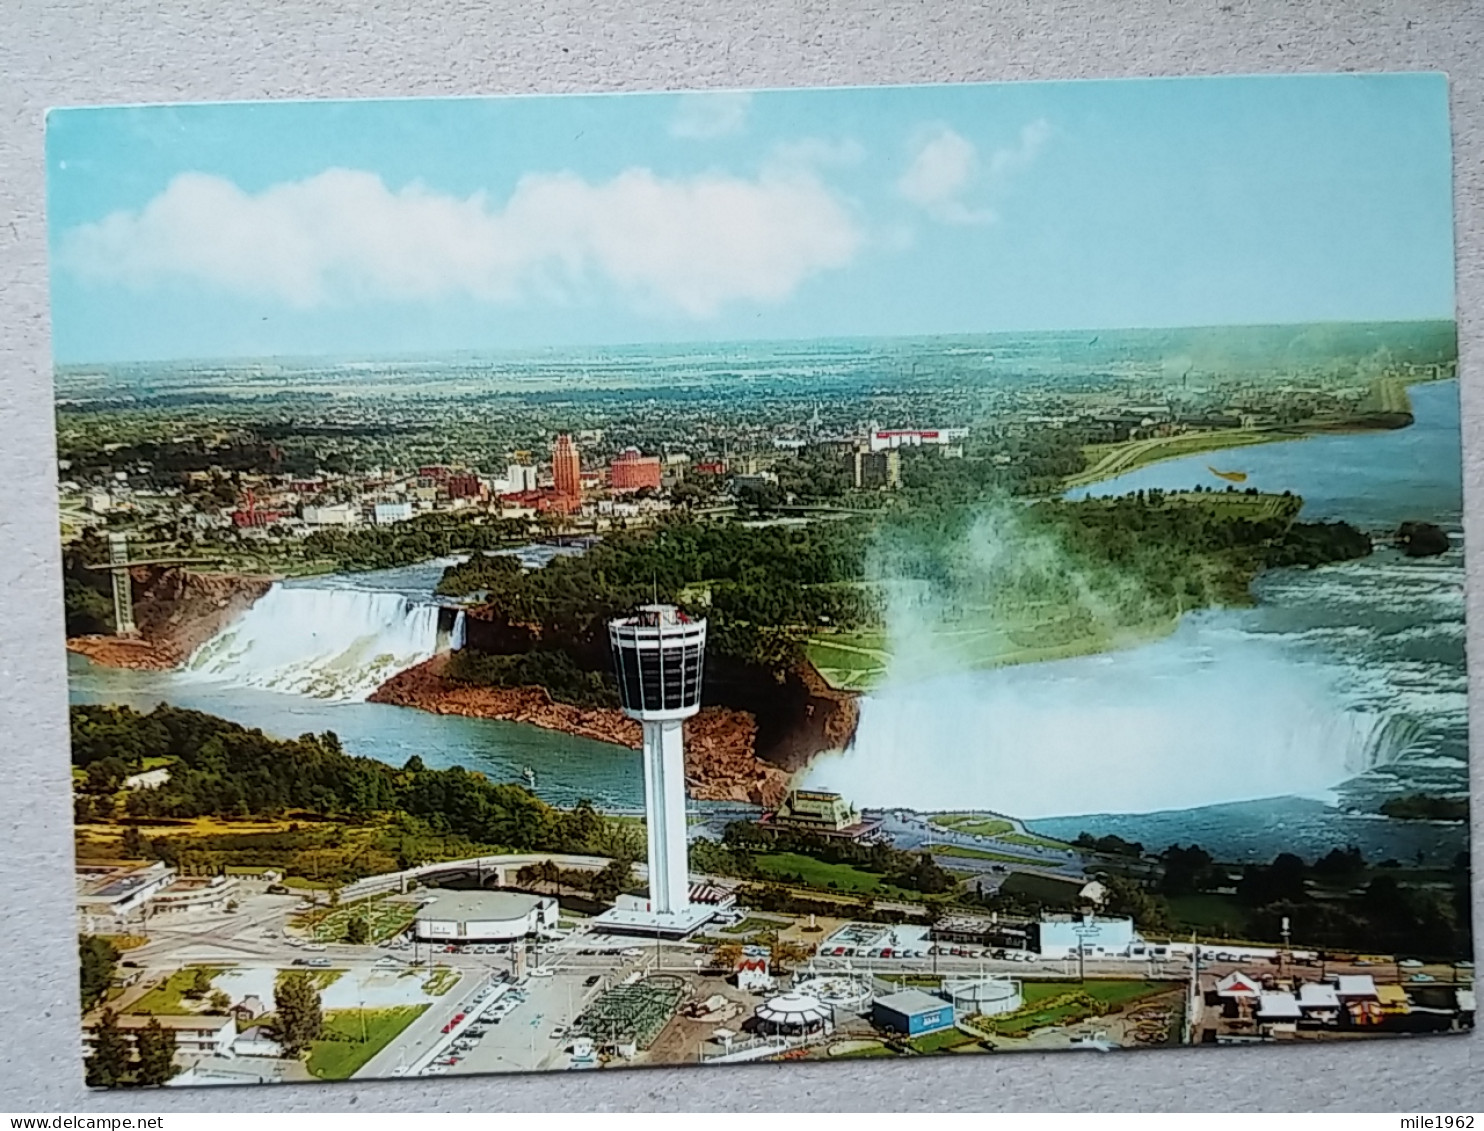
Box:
804 502 1422 819
183 583 456 701
803 620 1419 817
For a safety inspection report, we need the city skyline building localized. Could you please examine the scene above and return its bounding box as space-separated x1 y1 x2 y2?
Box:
552 433 581 500
610 447 663 492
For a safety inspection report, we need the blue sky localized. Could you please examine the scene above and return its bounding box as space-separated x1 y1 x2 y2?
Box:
47 73 1455 363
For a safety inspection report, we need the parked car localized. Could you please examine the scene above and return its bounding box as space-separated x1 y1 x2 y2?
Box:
1398 959 1424 969
304 943 327 952
308 957 332 968
584 975 600 987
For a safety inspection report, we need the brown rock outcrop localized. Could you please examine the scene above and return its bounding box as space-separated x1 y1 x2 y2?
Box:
369 654 792 806
66 568 273 669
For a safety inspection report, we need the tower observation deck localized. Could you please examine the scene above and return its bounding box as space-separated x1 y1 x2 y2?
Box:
598 604 714 936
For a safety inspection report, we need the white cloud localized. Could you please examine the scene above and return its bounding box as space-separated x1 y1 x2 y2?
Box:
770 137 867 168
896 119 1050 225
668 91 752 140
58 163 863 318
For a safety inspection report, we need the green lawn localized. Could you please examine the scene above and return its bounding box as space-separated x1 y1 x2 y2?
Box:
997 871 1085 905
721 916 791 937
303 896 416 944
752 852 911 897
930 814 1014 838
306 1006 430 1081
931 845 1044 866
131 966 228 1015
909 1028 978 1054
987 980 1175 1037
1165 892 1250 937
998 831 1072 850
281 876 335 891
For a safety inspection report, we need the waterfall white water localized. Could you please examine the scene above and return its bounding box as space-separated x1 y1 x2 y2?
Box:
183 583 447 701
802 618 1420 819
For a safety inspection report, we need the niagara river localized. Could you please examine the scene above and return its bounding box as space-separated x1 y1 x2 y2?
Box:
801 379 1468 861
68 382 1468 861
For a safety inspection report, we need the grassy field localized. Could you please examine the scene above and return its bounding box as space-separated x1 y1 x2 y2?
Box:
806 612 1179 692
299 896 416 944
998 872 1085 905
1164 892 1251 936
929 814 1014 838
720 916 792 937
1064 428 1300 490
997 831 1072 850
908 1028 979 1054
751 852 919 899
306 1005 430 1081
986 980 1175 1036
931 845 1046 866
131 966 228 1015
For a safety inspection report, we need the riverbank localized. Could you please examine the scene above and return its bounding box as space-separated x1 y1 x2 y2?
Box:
66 568 273 669
1061 377 1424 492
369 654 792 807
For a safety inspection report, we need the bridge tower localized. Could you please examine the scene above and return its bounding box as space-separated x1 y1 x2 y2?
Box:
107 532 137 636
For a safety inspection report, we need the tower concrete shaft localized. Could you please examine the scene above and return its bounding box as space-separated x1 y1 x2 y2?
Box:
640 718 690 915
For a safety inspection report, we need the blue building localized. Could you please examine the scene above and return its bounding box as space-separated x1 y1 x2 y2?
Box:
872 988 955 1037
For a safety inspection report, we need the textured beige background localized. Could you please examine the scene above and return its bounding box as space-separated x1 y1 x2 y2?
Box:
1 0 1479 1112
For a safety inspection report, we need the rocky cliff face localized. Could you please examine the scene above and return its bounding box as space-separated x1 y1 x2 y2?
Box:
66 568 273 670
369 654 793 806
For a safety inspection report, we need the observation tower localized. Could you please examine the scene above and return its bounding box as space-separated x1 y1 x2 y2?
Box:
596 603 715 936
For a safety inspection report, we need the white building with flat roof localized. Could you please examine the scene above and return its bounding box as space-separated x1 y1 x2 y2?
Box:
1036 915 1140 959
413 891 558 942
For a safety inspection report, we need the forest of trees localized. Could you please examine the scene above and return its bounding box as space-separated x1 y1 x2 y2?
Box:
71 704 637 868
433 490 1370 709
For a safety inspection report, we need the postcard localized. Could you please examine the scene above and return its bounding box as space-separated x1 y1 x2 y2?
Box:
50 73 1472 1089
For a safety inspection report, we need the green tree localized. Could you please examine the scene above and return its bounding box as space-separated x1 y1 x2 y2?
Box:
184 967 214 1001
120 826 149 859
79 934 121 1013
208 990 232 1014
344 915 371 945
589 860 633 903
1097 873 1172 933
84 1008 133 1089
274 971 324 1057
133 1017 178 1087
86 758 128 795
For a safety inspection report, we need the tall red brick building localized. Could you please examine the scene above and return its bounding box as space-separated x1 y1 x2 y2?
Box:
552 433 582 500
